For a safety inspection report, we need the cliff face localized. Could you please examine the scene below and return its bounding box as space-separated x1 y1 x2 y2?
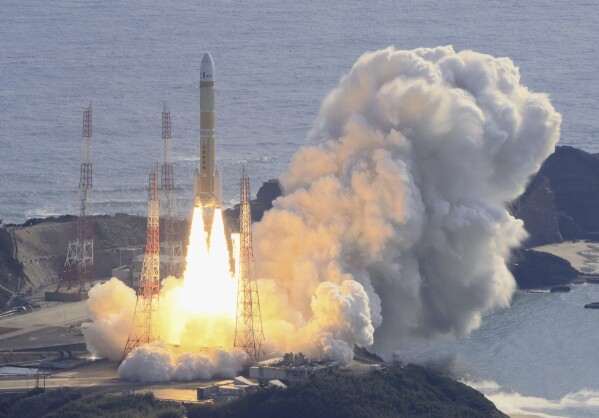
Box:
512 175 562 247
0 214 149 293
511 249 579 289
224 179 281 231
516 146 599 245
0 227 23 291
0 180 277 296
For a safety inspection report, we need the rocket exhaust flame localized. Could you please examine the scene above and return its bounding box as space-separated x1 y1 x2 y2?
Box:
178 206 236 318
115 202 245 382
159 204 237 350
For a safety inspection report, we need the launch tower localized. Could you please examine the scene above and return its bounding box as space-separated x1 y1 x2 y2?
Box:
57 103 94 293
160 104 183 277
234 169 265 362
122 167 161 360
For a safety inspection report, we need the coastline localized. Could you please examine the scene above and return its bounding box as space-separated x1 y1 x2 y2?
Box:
534 241 599 274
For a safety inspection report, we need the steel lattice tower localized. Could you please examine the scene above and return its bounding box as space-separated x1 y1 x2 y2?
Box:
122 167 161 360
58 103 94 293
234 169 265 362
160 104 183 277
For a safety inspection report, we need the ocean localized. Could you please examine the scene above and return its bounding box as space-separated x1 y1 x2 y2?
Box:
1 1 599 416
1 0 598 225
395 284 599 417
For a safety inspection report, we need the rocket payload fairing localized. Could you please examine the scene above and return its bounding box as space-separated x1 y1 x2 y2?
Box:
194 52 222 208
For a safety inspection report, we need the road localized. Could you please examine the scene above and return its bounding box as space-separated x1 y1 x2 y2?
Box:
0 300 89 349
0 360 203 402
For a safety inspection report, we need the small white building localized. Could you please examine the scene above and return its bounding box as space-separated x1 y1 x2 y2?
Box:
268 379 287 389
197 377 259 402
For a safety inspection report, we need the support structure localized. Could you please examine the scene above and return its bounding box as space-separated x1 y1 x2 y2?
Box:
159 104 183 277
122 167 161 360
234 168 265 362
58 103 94 293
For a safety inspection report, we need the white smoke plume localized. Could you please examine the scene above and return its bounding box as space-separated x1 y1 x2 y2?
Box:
84 278 136 361
84 278 248 381
84 45 561 379
118 341 248 383
253 45 561 362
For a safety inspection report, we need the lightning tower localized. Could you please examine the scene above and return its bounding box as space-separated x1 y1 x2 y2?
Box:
58 103 94 293
122 167 161 360
160 104 183 277
234 169 265 362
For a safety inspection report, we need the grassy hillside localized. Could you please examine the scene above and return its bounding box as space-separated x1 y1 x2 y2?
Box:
187 365 507 418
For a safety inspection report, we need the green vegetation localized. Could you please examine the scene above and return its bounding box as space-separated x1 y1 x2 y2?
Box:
0 387 80 418
186 365 506 418
46 392 185 418
0 365 506 418
0 390 184 418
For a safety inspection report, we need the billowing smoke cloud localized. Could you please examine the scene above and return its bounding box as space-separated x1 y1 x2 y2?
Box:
253 45 561 361
119 341 247 383
84 278 248 381
84 45 561 379
84 278 136 361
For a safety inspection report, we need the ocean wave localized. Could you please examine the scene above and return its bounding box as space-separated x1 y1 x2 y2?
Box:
24 208 72 219
464 379 599 418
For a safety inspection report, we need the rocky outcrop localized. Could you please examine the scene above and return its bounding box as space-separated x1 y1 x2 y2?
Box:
0 180 280 295
512 175 562 246
224 179 281 231
510 249 579 289
0 214 150 292
0 228 24 293
516 146 599 245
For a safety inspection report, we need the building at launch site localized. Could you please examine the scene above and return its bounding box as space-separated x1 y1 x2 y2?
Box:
249 352 340 383
197 376 260 402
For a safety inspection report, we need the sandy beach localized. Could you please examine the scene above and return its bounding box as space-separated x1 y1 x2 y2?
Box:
509 415 543 418
533 241 599 274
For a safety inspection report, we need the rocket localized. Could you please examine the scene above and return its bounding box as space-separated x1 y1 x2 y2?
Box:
194 52 222 208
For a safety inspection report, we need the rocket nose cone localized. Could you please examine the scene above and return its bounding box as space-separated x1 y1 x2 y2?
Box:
200 52 215 82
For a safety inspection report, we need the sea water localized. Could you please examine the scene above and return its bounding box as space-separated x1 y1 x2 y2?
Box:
1 1 598 415
1 0 597 224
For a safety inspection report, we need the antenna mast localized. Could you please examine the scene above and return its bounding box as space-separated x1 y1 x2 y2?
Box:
160 104 183 276
58 103 94 293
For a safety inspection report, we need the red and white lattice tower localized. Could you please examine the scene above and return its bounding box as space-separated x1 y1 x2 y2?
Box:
122 167 161 360
160 104 183 277
234 168 265 362
58 103 94 293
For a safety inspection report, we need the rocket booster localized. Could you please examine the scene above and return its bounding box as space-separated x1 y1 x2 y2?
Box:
194 52 222 208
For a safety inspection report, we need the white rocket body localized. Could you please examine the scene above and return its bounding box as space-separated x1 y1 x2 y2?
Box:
194 52 222 208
